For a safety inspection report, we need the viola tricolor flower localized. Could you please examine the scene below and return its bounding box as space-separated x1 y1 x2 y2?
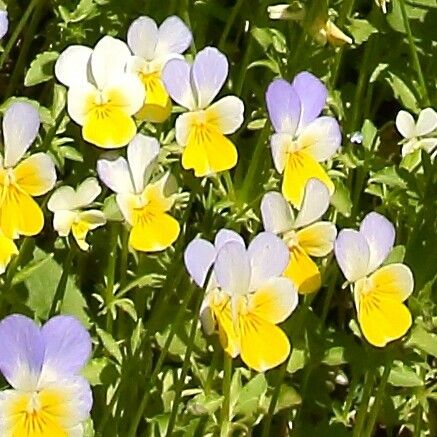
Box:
55 36 145 149
48 178 106 251
185 229 298 372
334 212 414 347
0 102 56 239
395 107 437 157
97 133 180 252
162 47 244 177
261 179 337 294
266 71 341 207
0 314 92 436
127 15 192 123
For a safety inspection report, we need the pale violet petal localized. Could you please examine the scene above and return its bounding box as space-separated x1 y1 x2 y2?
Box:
334 229 370 282
191 47 228 109
247 232 289 290
127 16 158 60
184 238 216 287
415 107 437 137
260 191 294 234
294 178 331 228
0 10 8 39
3 102 40 167
75 178 101 208
97 156 134 194
206 96 244 134
395 110 415 139
266 79 300 135
55 45 92 88
270 132 290 173
155 15 192 57
359 212 395 273
214 228 245 252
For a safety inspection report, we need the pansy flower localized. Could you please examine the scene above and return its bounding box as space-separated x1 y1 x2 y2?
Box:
97 133 180 252
395 107 437 157
162 47 244 177
185 229 298 372
0 314 92 436
261 179 337 294
48 178 106 251
0 102 56 239
335 212 414 347
55 36 145 149
266 72 341 207
127 15 192 123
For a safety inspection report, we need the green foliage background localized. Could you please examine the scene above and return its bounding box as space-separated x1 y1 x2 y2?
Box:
0 0 436 436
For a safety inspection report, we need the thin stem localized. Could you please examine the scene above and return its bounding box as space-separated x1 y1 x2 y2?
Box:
218 0 245 50
352 368 376 437
119 226 129 289
398 0 430 106
223 171 236 201
105 224 118 330
219 353 233 437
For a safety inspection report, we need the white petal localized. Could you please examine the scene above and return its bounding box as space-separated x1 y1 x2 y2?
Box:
359 212 395 273
214 241 250 296
214 228 245 251
270 133 290 173
115 192 138 225
417 137 437 153
260 191 294 234
175 112 192 146
248 232 289 290
297 221 337 257
104 73 145 115
67 83 97 125
127 134 160 193
48 186 76 212
75 178 101 208
91 36 131 89
297 116 341 162
184 238 216 287
127 16 158 60
191 47 228 109
55 45 92 88
294 178 331 228
97 156 134 194
3 102 40 167
334 229 370 282
415 107 437 137
78 210 106 229
206 95 244 134
53 210 77 236
395 110 415 139
155 15 192 57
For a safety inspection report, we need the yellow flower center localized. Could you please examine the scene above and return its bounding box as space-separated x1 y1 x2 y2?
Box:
0 167 16 187
283 229 298 247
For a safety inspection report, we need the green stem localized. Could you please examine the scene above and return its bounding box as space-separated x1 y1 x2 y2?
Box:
105 224 118 330
352 368 376 437
165 292 203 437
218 0 245 50
223 171 236 201
119 226 129 289
0 0 41 71
320 266 338 326
219 353 233 437
398 0 430 106
49 245 75 317
364 361 392 437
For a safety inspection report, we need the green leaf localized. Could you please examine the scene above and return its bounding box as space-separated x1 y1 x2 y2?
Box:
96 328 123 364
247 118 267 130
247 59 280 74
82 357 114 386
287 348 306 373
331 179 352 217
385 72 420 113
187 392 224 415
361 119 378 150
383 245 406 265
103 195 123 221
346 19 378 45
251 27 286 53
59 145 84 162
274 385 302 413
234 374 267 416
370 166 407 189
388 362 424 387
322 347 347 366
24 51 59 87
11 254 54 287
406 325 437 357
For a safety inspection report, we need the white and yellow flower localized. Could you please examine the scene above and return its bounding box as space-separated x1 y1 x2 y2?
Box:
126 15 192 123
261 179 337 294
55 36 145 149
0 102 56 240
48 178 106 251
162 47 244 177
97 133 180 252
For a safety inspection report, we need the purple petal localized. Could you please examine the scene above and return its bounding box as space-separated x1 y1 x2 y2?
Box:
0 10 8 39
0 314 44 390
39 316 92 385
191 47 228 109
184 238 216 287
359 212 395 273
266 79 300 135
214 228 245 252
247 232 289 290
292 71 327 130
155 16 192 55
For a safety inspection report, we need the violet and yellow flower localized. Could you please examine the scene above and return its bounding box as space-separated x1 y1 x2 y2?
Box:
185 229 298 372
55 36 145 149
334 212 414 347
97 133 180 252
395 107 437 157
0 314 92 436
127 15 192 123
266 72 341 207
162 47 244 177
261 179 337 294
48 178 106 251
0 102 56 239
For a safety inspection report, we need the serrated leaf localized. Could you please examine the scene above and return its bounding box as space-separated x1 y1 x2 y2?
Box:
96 328 123 364
25 51 59 87
59 145 83 162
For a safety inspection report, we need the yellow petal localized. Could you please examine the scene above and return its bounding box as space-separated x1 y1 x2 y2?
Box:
136 72 172 123
284 245 321 294
282 151 334 208
182 122 238 177
129 212 180 252
0 234 18 274
239 312 290 372
296 221 336 257
83 105 136 149
0 185 44 239
71 220 91 251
